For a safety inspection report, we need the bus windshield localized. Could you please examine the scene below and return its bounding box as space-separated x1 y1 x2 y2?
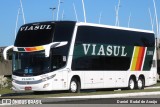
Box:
14 23 55 47
12 51 51 76
12 49 67 76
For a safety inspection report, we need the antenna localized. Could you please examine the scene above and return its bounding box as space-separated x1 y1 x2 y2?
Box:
99 11 102 24
73 3 78 22
82 0 86 23
14 0 25 38
159 22 160 35
50 7 56 20
15 8 20 38
115 5 117 26
20 0 25 24
149 8 154 31
153 0 159 36
115 0 121 26
128 12 131 28
56 0 61 21
61 10 64 20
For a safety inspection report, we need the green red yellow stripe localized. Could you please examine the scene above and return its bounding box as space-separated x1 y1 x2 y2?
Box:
131 46 145 71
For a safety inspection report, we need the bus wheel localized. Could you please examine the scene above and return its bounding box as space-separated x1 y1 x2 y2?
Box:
137 77 144 90
69 78 80 93
128 78 136 90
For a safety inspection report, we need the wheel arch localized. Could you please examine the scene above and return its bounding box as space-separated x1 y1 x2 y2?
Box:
129 75 137 82
138 74 145 86
69 75 81 93
127 74 137 90
71 75 81 87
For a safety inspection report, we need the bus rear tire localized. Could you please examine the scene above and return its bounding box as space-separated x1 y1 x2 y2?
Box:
128 78 136 90
69 78 80 93
137 77 145 90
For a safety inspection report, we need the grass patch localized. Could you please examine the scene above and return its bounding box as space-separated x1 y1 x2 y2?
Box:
0 88 12 95
153 81 160 86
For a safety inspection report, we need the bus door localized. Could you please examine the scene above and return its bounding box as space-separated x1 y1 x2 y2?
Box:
51 55 68 89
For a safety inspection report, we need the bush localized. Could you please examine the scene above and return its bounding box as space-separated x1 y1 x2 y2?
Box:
0 75 11 89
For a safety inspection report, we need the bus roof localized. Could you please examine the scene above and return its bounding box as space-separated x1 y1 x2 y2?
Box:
21 21 154 34
76 22 154 34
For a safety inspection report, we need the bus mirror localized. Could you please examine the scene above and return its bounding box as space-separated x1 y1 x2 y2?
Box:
55 42 68 48
3 45 14 60
45 42 68 57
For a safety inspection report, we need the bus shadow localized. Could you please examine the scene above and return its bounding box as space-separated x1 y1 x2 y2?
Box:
0 90 70 97
1 92 33 97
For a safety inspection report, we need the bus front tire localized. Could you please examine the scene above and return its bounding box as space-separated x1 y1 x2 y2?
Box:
128 78 136 90
69 78 80 93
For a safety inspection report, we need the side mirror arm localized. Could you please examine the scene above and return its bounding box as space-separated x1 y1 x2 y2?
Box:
45 41 68 57
3 45 14 60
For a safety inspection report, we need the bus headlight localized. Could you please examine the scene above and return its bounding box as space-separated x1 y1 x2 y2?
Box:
41 74 56 82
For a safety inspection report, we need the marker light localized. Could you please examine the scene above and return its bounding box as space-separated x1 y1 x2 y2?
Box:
43 83 50 88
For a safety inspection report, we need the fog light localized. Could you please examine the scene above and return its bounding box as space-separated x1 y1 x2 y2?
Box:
43 83 49 88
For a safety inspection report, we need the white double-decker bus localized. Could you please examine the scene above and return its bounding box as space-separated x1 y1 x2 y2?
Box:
3 21 157 93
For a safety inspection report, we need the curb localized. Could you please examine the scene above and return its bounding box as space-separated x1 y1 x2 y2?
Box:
144 86 160 89
1 91 160 105
52 91 160 99
44 91 160 103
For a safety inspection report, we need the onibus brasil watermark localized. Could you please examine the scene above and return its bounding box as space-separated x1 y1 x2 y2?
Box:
1 99 42 105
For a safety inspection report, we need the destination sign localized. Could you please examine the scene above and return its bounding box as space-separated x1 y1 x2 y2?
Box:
20 25 52 31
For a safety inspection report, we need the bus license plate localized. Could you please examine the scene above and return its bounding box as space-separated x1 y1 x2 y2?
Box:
25 86 32 90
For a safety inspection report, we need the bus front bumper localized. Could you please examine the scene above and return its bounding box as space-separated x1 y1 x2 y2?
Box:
12 79 54 92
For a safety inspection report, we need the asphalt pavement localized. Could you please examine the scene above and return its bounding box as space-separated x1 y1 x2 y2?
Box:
1 86 160 106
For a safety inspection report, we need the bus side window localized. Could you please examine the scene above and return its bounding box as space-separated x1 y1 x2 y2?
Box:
51 55 66 70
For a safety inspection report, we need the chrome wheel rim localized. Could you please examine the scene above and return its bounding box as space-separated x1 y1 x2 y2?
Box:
138 79 143 89
70 81 77 92
129 79 134 89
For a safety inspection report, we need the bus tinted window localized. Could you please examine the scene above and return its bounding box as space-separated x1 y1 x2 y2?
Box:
72 26 155 71
15 23 55 47
75 26 155 47
53 22 75 42
15 22 75 47
72 56 130 70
